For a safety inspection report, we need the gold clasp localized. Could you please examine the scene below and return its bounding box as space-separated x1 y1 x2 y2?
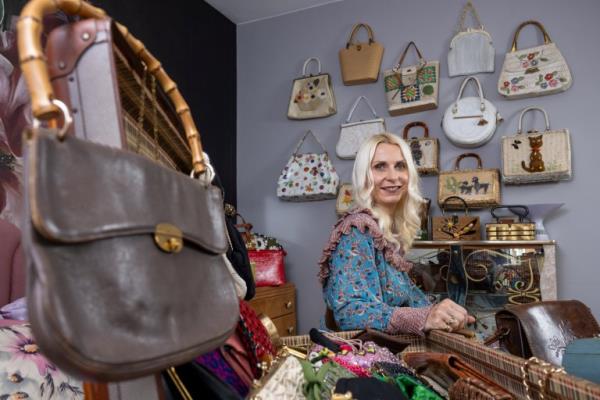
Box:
154 223 183 253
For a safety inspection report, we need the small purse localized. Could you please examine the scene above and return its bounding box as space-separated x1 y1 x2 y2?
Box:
485 205 535 241
432 196 481 241
442 76 502 148
336 183 355 216
498 20 572 99
339 23 384 85
336 95 386 159
248 353 306 400
287 57 337 120
447 1 495 77
277 130 340 201
402 121 439 176
501 106 572 184
438 153 501 209
383 42 439 116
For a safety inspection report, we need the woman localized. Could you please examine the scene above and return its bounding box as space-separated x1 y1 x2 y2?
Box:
319 133 474 335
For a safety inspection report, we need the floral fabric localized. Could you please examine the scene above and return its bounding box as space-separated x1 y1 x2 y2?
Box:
277 152 339 201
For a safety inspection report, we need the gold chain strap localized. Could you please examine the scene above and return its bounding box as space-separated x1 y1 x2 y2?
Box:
134 64 148 154
521 356 551 400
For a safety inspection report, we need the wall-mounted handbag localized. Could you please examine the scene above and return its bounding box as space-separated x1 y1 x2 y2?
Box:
336 183 355 216
438 153 500 209
442 76 502 148
432 196 481 241
277 130 339 201
501 106 572 184
287 57 337 120
336 95 386 159
383 41 439 116
403 121 439 175
485 205 536 241
339 23 384 85
447 1 495 77
498 20 572 99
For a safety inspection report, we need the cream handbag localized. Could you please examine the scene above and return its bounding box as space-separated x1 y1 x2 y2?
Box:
501 107 572 184
442 76 502 148
287 57 337 120
498 20 572 99
448 1 495 77
402 121 439 176
336 96 386 159
336 183 355 216
339 23 384 85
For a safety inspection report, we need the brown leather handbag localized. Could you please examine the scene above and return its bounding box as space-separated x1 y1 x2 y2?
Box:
431 196 481 241
18 0 238 381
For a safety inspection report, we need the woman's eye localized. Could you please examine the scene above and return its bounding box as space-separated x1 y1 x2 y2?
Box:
395 162 407 170
373 163 386 170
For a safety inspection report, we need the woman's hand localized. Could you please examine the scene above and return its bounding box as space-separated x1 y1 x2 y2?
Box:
423 299 475 332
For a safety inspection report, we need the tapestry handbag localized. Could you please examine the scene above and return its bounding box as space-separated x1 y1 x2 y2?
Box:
498 20 572 99
438 153 500 209
277 130 340 201
336 183 355 216
18 1 238 381
501 106 572 184
485 205 535 241
339 23 384 85
287 57 337 120
383 41 439 116
402 121 439 175
432 196 481 241
442 76 502 148
447 0 495 77
336 95 386 159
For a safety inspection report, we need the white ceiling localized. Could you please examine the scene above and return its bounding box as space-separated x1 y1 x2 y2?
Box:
205 0 344 25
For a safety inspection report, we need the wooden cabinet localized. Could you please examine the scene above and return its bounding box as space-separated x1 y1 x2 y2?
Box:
249 283 297 336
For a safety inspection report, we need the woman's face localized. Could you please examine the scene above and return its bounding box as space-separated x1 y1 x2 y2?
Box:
370 142 408 213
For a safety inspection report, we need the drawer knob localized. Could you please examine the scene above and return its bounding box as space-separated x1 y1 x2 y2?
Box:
287 326 294 334
285 301 293 309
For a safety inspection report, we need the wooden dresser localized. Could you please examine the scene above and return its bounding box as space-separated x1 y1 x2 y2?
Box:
249 283 297 336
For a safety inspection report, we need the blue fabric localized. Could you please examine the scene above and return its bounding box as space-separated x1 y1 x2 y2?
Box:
323 227 430 331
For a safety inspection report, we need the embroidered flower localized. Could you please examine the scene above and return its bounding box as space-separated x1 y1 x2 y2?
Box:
549 79 558 87
521 60 529 68
545 73 553 81
503 81 510 87
511 77 520 84
527 53 535 60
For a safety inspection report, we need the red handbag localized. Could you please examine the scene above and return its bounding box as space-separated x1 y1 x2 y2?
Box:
248 249 286 287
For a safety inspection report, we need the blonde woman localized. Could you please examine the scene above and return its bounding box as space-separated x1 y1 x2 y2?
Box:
319 133 474 334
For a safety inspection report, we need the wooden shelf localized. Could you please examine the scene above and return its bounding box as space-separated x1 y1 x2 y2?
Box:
249 283 297 337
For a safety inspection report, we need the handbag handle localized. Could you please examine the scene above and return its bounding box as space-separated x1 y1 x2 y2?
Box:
518 106 551 134
457 1 484 32
346 23 375 48
453 76 486 113
302 57 322 76
346 96 379 123
490 205 530 222
394 41 426 71
441 196 469 215
17 0 207 175
402 121 429 139
454 153 483 170
511 20 552 52
292 130 327 157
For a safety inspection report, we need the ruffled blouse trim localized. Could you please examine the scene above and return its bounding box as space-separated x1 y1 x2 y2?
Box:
318 208 413 285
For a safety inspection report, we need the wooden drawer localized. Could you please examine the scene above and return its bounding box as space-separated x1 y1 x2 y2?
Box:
271 313 297 337
249 283 296 319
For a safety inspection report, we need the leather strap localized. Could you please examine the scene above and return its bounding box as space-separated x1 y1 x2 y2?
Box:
455 153 483 170
302 57 322 76
518 106 551 134
457 1 484 32
346 96 379 123
511 20 552 52
441 196 469 214
453 76 486 113
394 41 425 70
402 121 429 139
346 23 375 48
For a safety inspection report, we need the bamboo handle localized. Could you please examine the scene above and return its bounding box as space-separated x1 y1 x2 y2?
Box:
454 153 483 170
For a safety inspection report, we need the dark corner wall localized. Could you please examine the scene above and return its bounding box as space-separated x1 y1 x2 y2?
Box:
98 0 238 205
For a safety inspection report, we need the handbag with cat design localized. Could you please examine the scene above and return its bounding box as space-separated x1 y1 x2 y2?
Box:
402 121 439 176
287 57 337 120
336 95 386 159
501 106 572 184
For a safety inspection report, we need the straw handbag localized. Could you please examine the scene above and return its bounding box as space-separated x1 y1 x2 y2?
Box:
402 121 439 176
339 23 384 85
336 96 386 159
287 57 337 119
438 153 500 209
498 20 572 99
501 106 572 184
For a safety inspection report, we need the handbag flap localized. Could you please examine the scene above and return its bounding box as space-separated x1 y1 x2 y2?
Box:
502 43 565 73
340 118 385 129
29 130 227 254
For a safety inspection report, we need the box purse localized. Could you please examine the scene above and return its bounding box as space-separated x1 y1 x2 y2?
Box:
432 196 481 241
498 20 572 99
336 183 355 216
442 76 502 148
438 153 500 209
402 121 439 176
339 23 384 85
447 0 495 77
383 41 439 116
501 106 572 184
485 205 536 241
287 57 337 120
336 95 386 159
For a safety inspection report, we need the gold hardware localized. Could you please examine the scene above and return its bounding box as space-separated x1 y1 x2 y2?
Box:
332 391 354 400
285 301 293 309
453 114 484 119
154 223 183 253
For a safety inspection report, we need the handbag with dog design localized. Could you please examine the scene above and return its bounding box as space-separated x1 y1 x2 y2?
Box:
287 57 337 120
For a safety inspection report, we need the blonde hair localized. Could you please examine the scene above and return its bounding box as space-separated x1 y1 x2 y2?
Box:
352 133 424 252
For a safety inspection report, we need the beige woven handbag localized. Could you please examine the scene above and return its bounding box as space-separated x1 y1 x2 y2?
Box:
339 23 384 85
402 121 439 176
438 153 500 209
501 107 572 184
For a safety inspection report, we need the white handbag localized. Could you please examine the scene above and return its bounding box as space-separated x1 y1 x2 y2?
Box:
448 1 495 77
501 107 572 184
287 57 337 120
442 76 502 148
498 20 572 99
336 96 386 159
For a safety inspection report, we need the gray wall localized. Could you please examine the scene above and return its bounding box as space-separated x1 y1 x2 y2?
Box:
237 0 600 333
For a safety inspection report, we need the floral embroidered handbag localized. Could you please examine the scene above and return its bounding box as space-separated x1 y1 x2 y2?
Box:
498 20 572 99
339 23 384 85
383 41 439 116
277 130 339 201
336 95 386 159
402 121 439 176
287 57 337 120
501 106 572 184
336 183 355 216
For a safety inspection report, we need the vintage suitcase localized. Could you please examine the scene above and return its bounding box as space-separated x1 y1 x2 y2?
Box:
432 196 481 241
402 121 439 176
486 205 536 241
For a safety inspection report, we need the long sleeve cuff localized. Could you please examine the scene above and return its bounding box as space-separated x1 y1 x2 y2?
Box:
386 305 433 336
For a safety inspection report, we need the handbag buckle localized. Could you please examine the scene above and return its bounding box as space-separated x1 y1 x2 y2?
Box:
154 223 184 253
